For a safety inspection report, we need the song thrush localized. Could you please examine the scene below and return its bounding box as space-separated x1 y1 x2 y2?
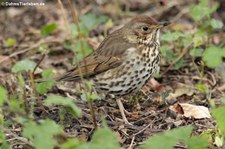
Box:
47 15 169 124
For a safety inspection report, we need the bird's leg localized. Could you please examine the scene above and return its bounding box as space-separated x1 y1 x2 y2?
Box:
116 98 132 125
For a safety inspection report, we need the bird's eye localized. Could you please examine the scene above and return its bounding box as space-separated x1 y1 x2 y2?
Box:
142 26 149 31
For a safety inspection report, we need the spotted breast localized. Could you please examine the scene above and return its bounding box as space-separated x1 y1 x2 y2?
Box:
92 41 160 96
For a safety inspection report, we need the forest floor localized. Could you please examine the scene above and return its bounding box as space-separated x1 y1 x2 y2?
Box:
0 0 225 148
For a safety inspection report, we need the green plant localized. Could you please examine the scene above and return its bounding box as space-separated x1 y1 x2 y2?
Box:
4 38 16 47
35 69 55 94
161 0 224 95
65 13 109 64
140 126 208 149
41 23 57 37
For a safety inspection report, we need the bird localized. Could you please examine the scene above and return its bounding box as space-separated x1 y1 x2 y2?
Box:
42 15 169 124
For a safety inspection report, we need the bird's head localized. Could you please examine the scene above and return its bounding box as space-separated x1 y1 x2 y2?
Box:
123 15 169 45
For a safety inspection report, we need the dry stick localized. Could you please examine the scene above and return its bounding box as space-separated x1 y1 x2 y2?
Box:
132 123 152 137
57 0 97 128
5 129 33 147
171 7 190 22
30 54 46 111
128 136 135 149
161 46 190 76
68 0 97 128
0 38 62 64
57 0 69 32
146 1 186 18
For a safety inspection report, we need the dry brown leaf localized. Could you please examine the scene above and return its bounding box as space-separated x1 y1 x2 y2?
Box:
166 86 194 100
142 78 164 93
170 103 211 119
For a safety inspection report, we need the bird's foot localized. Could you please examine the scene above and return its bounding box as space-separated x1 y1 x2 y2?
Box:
116 98 133 125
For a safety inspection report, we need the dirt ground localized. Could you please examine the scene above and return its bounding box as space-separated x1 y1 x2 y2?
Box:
0 0 225 148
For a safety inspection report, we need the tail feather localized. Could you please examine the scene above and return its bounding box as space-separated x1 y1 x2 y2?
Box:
35 71 80 83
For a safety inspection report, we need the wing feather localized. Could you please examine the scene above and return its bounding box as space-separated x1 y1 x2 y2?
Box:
56 30 136 81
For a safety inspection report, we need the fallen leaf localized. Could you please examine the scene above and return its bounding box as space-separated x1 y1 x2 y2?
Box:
170 103 211 119
166 86 194 100
169 103 184 115
142 78 164 93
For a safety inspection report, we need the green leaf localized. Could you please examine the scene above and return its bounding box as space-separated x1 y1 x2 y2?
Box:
71 41 93 64
189 48 204 57
1 143 10 149
160 31 184 41
62 122 120 149
166 50 175 62
181 34 193 47
41 23 57 36
105 19 113 28
0 86 7 106
174 59 186 70
44 95 81 117
23 120 63 149
189 0 218 21
91 125 120 149
11 59 41 73
212 106 225 134
38 44 50 54
139 126 193 149
18 73 25 89
69 23 89 38
193 36 204 47
80 13 108 30
160 45 168 57
203 46 223 68
69 14 108 38
42 69 55 78
36 81 54 94
60 138 84 149
187 135 208 149
195 83 209 94
36 69 55 94
8 96 25 113
210 19 223 29
4 38 16 47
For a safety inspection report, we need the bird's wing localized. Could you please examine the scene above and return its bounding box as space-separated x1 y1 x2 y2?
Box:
55 31 136 81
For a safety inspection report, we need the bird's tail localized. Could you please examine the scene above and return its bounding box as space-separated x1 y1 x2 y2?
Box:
35 71 80 83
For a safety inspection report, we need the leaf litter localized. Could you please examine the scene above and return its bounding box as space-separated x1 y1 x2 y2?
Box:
0 1 224 148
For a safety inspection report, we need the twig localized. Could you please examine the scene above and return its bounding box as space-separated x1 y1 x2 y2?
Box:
57 0 70 33
0 38 63 64
132 123 152 136
5 129 33 147
146 1 187 18
171 7 190 22
106 120 163 133
128 136 135 149
67 0 98 129
30 54 46 111
32 54 46 78
87 99 98 128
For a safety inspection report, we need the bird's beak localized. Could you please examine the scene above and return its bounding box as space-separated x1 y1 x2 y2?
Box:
157 21 170 28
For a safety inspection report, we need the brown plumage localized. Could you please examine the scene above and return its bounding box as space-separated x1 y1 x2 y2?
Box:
45 15 169 124
54 15 168 96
